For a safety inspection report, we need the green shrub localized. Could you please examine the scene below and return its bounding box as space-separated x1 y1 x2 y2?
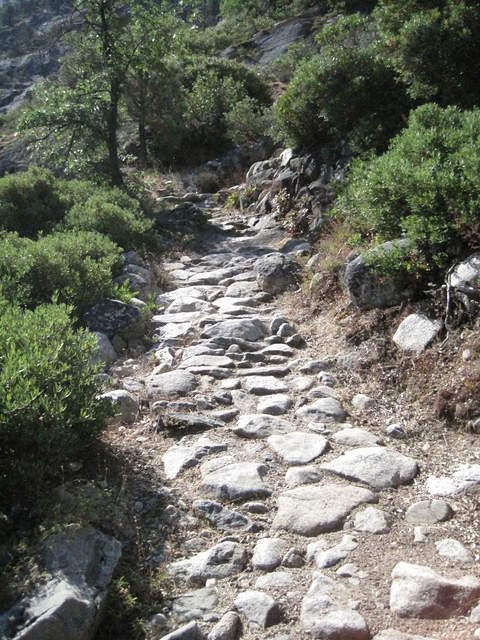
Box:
0 230 122 314
0 167 66 237
335 104 480 269
62 191 154 250
375 0 480 109
274 15 409 153
0 298 109 510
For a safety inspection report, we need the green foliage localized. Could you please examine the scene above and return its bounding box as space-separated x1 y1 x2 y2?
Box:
0 230 122 315
0 298 109 510
224 97 272 146
275 14 409 153
0 167 66 238
336 104 480 268
61 188 154 250
375 1 480 109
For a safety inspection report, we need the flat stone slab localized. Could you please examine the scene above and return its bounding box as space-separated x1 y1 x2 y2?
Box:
267 432 329 465
255 571 295 592
169 541 247 586
243 376 289 395
332 427 382 447
200 461 272 502
354 507 392 534
152 311 203 325
296 397 345 423
232 414 293 438
258 394 293 415
405 499 453 525
390 562 480 618
163 437 227 480
146 371 197 398
201 318 267 342
172 586 218 622
192 500 251 531
272 483 377 536
321 447 418 490
285 465 322 489
435 538 474 564
426 464 480 496
179 355 234 370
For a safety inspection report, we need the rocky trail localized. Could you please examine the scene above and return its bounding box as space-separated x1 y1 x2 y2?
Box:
98 190 480 640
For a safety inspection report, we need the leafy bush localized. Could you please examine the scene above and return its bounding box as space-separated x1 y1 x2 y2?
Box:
274 15 410 153
0 298 109 510
335 104 480 269
0 167 66 237
61 188 154 250
375 0 480 109
0 230 122 314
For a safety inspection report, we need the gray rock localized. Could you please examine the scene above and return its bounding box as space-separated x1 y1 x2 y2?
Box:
226 281 260 297
301 575 369 639
172 587 218 622
6 525 122 640
200 461 272 502
252 538 288 571
83 299 146 340
354 507 392 534
435 538 474 564
91 331 117 367
273 484 376 536
232 414 293 438
267 432 329 465
179 356 234 370
292 376 315 392
244 376 289 395
351 394 375 410
332 428 382 448
308 386 340 401
261 343 294 357
255 572 295 592
321 447 418 490
373 630 435 640
201 319 267 342
393 314 441 355
299 360 330 374
207 611 240 640
426 464 480 496
239 364 290 378
385 423 408 439
100 389 138 425
308 535 358 569
405 500 453 525
296 398 345 423
282 548 304 569
157 413 224 433
285 465 322 489
390 562 480 618
163 438 228 480
158 621 204 640
258 394 293 415
146 371 197 398
345 240 414 309
235 591 280 629
254 253 294 294
192 500 251 531
448 252 480 289
169 542 247 586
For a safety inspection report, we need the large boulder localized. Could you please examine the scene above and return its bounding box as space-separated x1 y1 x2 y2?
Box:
83 299 146 341
0 525 121 640
253 253 295 294
345 240 415 309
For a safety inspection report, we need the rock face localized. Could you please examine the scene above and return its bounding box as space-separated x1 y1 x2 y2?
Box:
392 313 441 355
321 447 418 490
345 240 414 309
273 484 377 536
390 562 480 618
1 525 121 640
253 253 294 294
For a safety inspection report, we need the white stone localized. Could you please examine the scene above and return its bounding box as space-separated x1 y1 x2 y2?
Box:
252 538 288 572
393 313 441 355
352 394 375 410
296 397 345 423
354 507 392 534
267 432 329 465
435 538 474 564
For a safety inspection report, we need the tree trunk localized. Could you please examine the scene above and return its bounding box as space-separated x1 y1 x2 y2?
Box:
107 76 122 186
138 73 147 168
